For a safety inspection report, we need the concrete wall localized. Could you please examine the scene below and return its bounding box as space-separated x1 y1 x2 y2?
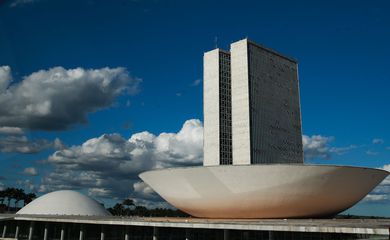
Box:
231 40 251 165
231 39 303 164
246 40 303 164
205 39 303 166
203 49 220 166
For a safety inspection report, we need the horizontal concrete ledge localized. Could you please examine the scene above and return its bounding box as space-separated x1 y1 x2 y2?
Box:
1 214 389 236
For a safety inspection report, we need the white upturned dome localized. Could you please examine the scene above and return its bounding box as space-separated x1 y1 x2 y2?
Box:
17 190 111 216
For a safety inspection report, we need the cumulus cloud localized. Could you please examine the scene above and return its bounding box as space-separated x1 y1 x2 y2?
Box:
0 66 12 92
16 179 38 192
0 135 51 154
23 167 38 176
302 135 355 160
38 121 357 205
0 133 66 154
132 181 158 200
0 66 141 131
372 138 384 145
302 135 333 160
39 119 203 201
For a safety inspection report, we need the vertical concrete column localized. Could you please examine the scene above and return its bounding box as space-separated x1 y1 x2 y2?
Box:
79 224 84 240
124 226 129 240
268 231 273 240
60 224 65 240
2 224 7 238
185 228 190 240
28 222 34 240
15 225 19 239
242 231 249 240
100 225 105 240
223 229 229 240
43 223 48 240
152 226 158 240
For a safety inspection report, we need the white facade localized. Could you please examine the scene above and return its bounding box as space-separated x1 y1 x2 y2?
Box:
231 39 303 164
203 49 232 166
204 39 303 166
230 40 252 165
140 165 388 218
17 190 111 216
203 49 220 166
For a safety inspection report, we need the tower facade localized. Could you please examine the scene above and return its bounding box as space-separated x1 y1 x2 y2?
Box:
203 49 232 166
203 39 303 166
231 39 303 165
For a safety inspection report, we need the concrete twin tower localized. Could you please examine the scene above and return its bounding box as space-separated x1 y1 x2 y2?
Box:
203 39 303 166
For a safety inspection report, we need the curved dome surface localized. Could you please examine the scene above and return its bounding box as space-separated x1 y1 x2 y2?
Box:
140 164 389 219
17 190 111 216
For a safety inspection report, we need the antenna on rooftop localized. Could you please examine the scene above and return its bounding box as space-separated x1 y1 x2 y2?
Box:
214 36 218 49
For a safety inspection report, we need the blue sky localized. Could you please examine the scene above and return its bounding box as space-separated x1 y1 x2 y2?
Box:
0 0 389 216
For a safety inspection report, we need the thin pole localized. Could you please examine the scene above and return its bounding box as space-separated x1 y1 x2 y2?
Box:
153 226 158 240
2 224 6 238
28 222 34 240
223 229 229 240
100 225 105 240
79 224 84 240
124 226 129 240
268 231 273 240
15 225 19 239
43 223 48 240
60 224 65 240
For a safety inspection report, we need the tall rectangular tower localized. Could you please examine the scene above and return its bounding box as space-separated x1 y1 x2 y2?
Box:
231 39 303 165
203 49 232 166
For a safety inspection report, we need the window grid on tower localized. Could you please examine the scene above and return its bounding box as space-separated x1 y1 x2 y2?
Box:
219 51 232 165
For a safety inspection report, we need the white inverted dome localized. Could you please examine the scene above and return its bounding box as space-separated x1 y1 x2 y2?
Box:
17 190 111 216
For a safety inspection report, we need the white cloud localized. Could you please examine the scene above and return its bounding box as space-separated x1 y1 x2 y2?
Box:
88 188 114 199
133 181 156 199
39 119 203 200
329 145 357 155
23 167 38 176
0 135 51 154
372 138 384 145
16 179 38 192
191 79 202 86
0 66 141 131
0 127 24 135
9 0 37 7
53 138 67 150
302 135 356 160
364 194 389 202
0 134 66 154
302 135 333 160
366 150 379 156
363 164 390 204
39 121 360 203
0 66 12 92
